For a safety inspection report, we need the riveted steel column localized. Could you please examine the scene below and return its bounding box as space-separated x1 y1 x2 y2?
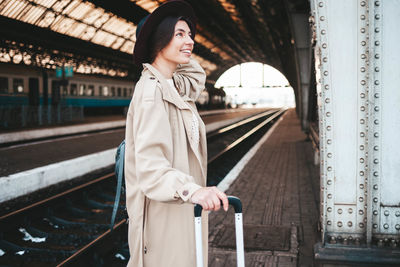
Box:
368 0 400 248
312 0 400 265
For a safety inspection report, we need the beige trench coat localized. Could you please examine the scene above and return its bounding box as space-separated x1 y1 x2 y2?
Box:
124 58 208 267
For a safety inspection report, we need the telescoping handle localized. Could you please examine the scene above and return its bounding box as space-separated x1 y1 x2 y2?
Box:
194 196 244 267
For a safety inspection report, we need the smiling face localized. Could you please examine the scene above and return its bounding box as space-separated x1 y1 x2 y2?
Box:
157 20 194 65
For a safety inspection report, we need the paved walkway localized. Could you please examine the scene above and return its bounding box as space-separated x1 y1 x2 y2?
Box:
208 109 320 267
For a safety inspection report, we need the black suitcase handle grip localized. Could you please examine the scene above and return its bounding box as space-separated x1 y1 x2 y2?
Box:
194 196 242 217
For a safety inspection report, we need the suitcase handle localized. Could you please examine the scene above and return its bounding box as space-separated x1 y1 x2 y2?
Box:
194 196 245 267
194 196 242 217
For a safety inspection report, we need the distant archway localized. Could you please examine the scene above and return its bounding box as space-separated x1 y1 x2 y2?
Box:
215 62 295 108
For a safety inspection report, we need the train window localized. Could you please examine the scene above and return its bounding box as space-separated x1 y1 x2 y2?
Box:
123 88 127 97
62 85 68 95
117 87 121 97
111 87 116 96
13 78 24 94
70 83 77 95
79 84 85 95
0 77 8 93
87 85 94 96
101 86 109 96
129 88 133 96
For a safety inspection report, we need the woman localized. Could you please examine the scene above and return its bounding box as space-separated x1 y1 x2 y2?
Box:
124 1 229 266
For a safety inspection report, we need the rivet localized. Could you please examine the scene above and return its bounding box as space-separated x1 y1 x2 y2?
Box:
360 132 365 137
374 80 380 85
375 14 380 20
320 16 325 21
360 158 364 163
374 171 379 176
360 67 366 72
361 54 366 59
375 41 380 46
360 171 364 176
360 28 365 33
327 180 332 185
361 80 366 85
325 84 329 90
373 197 378 203
396 224 400 230
361 106 366 111
375 67 380 72
322 43 327 49
319 2 323 7
325 98 330 103
374 93 379 98
338 208 343 214
323 57 328 62
328 194 332 199
360 15 366 20
374 132 379 138
374 145 379 151
374 119 379 125
359 184 364 189
327 153 332 158
348 221 353 227
384 210 389 216
359 210 364 215
327 166 332 171
327 207 332 212
327 126 331 131
327 220 332 225
324 71 328 76
384 223 389 229
375 53 380 59
378 239 384 247
359 197 364 202
373 224 378 229
321 29 326 35
327 139 332 144
395 211 400 217
373 184 378 190
338 221 343 227
361 93 366 98
375 1 380 6
373 210 378 215
375 28 380 33
359 223 364 228
374 159 379 164
360 1 366 6
374 106 379 111
360 145 364 150
360 119 365 124
326 112 331 117
361 41 366 46
348 208 353 214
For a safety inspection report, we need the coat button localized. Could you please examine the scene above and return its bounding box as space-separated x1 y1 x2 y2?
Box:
144 246 147 254
150 76 155 80
182 190 189 196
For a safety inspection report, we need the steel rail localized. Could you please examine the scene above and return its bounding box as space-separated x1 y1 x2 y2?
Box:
208 108 286 164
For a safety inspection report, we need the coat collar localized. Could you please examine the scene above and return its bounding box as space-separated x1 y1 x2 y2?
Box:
142 63 191 110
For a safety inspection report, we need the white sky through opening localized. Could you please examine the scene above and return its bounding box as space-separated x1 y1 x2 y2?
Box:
215 62 296 108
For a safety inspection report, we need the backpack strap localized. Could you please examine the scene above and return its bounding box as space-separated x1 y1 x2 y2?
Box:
110 140 125 230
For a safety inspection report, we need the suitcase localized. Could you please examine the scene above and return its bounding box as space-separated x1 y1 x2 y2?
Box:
194 196 245 267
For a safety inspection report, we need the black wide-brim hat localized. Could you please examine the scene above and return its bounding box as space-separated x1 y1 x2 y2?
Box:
133 0 197 66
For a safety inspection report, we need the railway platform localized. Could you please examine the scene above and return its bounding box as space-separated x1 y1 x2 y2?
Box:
209 109 319 266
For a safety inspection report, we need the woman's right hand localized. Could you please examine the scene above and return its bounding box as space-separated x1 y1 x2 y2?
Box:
190 186 229 212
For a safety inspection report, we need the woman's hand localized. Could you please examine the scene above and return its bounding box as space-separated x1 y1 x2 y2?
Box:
191 186 229 212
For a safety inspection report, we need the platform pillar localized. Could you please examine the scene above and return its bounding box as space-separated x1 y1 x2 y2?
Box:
311 0 400 265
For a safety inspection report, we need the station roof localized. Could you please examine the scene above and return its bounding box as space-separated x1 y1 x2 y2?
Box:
0 0 309 87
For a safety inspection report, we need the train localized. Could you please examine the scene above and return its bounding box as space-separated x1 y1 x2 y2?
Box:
0 63 228 114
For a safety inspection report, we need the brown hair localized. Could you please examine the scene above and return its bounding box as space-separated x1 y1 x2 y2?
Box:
148 16 194 63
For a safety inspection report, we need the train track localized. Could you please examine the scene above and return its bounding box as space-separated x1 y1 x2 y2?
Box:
0 108 285 266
